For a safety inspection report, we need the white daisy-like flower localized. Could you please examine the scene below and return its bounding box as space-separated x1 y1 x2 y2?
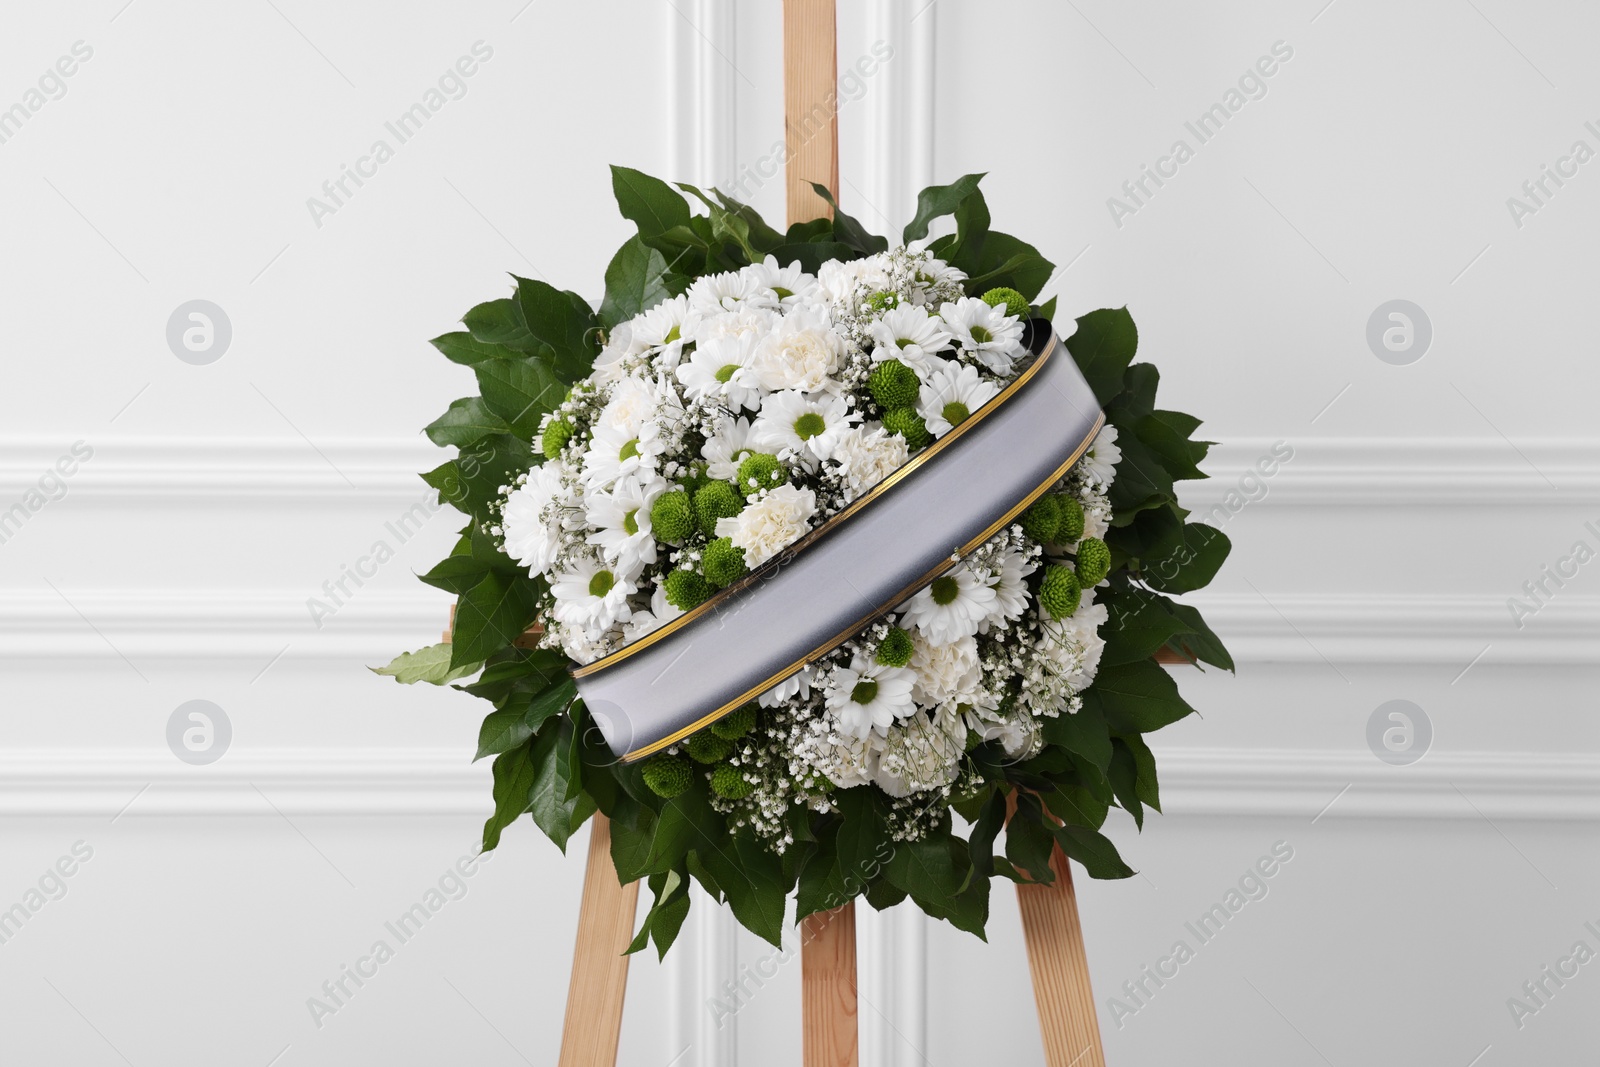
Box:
594 374 658 438
817 255 892 305
689 306 782 345
676 331 763 411
757 664 816 709
741 255 820 309
747 306 843 393
550 552 637 636
583 475 666 577
980 545 1037 631
622 584 686 642
825 653 916 740
827 424 909 502
686 270 780 314
899 562 999 647
590 322 645 385
701 416 758 480
917 357 1001 437
1081 424 1121 487
582 419 666 489
714 483 816 567
750 390 859 466
630 295 699 369
500 462 573 578
869 304 953 374
940 296 1026 376
909 631 982 708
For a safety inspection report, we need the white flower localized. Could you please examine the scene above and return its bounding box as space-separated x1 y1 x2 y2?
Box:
583 420 664 489
584 475 666 577
825 653 916 740
686 270 780 314
982 711 1040 761
817 255 892 304
758 665 816 709
500 462 572 578
550 553 637 636
1081 424 1121 487
899 562 998 647
828 424 909 502
940 296 1026 375
714 483 816 567
689 306 782 345
869 305 953 374
747 307 843 393
555 622 612 666
630 295 699 369
701 416 758 480
980 545 1037 631
676 331 763 411
817 729 879 790
742 255 820 309
623 584 686 642
871 708 965 797
590 322 645 385
917 357 1001 437
909 631 982 708
750 390 859 466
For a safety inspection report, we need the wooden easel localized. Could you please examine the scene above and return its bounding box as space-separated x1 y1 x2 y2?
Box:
546 6 1116 1065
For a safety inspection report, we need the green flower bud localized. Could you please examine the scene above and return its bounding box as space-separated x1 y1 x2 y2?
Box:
693 481 743 538
710 763 754 800
1075 537 1111 587
710 703 757 740
642 755 692 798
650 490 694 544
1038 565 1082 619
1057 496 1086 543
663 568 710 611
540 418 573 460
736 452 787 493
1020 495 1062 544
686 731 732 764
702 537 748 589
875 627 914 668
980 287 1030 319
881 407 932 450
868 359 920 409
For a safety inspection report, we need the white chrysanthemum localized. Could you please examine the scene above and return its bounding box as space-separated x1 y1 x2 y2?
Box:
869 305 953 374
500 462 572 578
981 545 1037 631
828 425 909 502
899 563 999 647
825 653 916 740
742 255 820 309
594 374 658 438
584 475 666 577
686 270 780 314
622 584 686 642
747 307 843 393
714 483 816 567
630 295 699 369
689 306 782 345
917 357 1001 437
757 665 816 709
750 390 859 466
550 553 637 636
1081 424 1121 487
909 631 982 708
590 321 645 385
817 255 893 305
871 708 965 797
701 416 757 480
676 332 763 410
940 296 1026 375
816 728 879 790
583 419 666 489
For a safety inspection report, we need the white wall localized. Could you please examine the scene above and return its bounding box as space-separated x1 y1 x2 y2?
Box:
3 1 1597 1065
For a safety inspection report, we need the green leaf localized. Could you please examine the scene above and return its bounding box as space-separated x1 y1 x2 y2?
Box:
610 806 658 884
1163 602 1234 671
796 833 849 920
1106 429 1177 521
1120 733 1162 814
474 678 575 760
677 183 762 263
1052 824 1136 880
1041 706 1113 772
371 643 481 685
967 789 1007 880
1004 795 1057 885
1036 295 1058 322
427 433 536 526
627 869 688 957
451 572 539 669
600 236 678 330
808 183 889 256
1138 410 1209 482
612 165 691 239
883 836 968 919
903 173 986 243
481 740 537 851
1099 586 1193 667
1108 739 1144 829
1081 659 1198 735
711 189 786 251
418 554 490 596
1144 523 1230 594
463 297 531 350
832 788 891 896
430 331 519 366
474 357 566 439
697 832 788 947
511 276 599 382
1065 308 1139 406
526 719 583 852
425 397 509 448
963 239 1054 299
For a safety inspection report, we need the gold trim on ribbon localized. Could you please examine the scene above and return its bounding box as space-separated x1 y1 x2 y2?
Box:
574 327 1062 680
617 408 1107 764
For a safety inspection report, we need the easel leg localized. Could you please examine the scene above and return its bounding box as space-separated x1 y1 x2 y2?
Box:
558 813 640 1067
1017 847 1107 1067
802 902 859 1067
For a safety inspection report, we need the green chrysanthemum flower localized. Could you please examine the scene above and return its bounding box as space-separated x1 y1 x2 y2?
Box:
882 407 932 450
875 627 914 668
1038 565 1082 619
710 763 754 800
980 287 1030 319
679 462 710 498
868 359 920 409
710 703 757 740
642 755 692 799
1020 496 1062 544
650 490 694 544
736 452 787 493
702 537 748 589
540 418 573 460
1057 496 1086 543
693 481 743 538
686 731 732 764
663 568 710 611
1075 537 1111 586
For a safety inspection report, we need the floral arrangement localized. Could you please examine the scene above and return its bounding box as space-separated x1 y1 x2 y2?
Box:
379 169 1231 952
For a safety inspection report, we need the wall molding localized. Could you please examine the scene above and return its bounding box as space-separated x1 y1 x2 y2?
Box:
2 747 1592 821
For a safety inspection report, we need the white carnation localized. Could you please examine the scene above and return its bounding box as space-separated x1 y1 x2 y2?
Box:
714 484 816 567
828 425 909 502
